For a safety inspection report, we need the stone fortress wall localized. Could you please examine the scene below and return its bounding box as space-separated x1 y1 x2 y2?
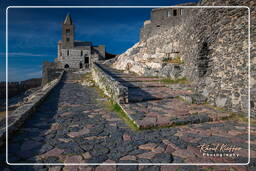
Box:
41 62 63 86
112 0 256 116
0 78 42 99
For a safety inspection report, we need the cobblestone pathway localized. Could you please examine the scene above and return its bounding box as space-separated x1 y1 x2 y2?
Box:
0 72 255 171
99 64 231 128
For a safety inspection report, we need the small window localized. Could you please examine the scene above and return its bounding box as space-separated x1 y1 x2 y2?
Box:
81 51 83 56
173 9 177 16
66 29 70 36
66 38 70 42
67 50 69 56
167 11 170 17
156 25 160 28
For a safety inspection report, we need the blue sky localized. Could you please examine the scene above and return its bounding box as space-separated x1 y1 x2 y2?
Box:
0 0 197 81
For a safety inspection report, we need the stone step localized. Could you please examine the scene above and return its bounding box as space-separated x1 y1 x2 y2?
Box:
95 64 231 129
128 88 174 102
120 81 166 88
121 98 231 129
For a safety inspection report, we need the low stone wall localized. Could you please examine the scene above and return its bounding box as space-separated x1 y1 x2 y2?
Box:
0 71 64 147
92 63 128 104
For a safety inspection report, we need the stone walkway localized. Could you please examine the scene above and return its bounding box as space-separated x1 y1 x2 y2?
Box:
99 64 231 128
0 72 255 171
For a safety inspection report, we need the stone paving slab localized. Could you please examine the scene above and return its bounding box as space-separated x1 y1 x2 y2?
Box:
122 98 231 128
128 87 192 102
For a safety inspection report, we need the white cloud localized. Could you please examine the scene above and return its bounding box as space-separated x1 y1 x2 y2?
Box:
2 66 42 82
26 71 42 77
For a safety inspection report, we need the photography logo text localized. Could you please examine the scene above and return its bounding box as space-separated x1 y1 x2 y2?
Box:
197 143 242 157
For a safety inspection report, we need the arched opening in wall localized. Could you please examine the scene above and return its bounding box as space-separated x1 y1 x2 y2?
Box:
79 62 83 69
198 41 211 77
84 56 89 68
64 64 70 68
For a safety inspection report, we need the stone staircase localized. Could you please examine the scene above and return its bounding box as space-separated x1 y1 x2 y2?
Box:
96 64 231 129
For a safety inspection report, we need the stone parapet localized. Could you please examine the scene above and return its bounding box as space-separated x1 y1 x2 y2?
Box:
92 62 128 104
0 71 64 147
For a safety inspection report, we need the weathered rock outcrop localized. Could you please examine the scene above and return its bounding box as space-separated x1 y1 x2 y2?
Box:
112 0 255 116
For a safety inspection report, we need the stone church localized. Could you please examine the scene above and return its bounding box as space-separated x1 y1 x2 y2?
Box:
55 14 106 69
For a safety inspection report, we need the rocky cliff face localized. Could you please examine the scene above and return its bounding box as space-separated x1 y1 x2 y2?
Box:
112 0 255 116
112 8 189 79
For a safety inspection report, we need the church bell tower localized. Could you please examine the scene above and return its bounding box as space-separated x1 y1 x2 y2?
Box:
62 13 74 48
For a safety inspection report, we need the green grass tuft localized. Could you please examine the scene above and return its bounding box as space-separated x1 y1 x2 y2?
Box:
161 77 188 84
91 77 140 131
162 56 184 64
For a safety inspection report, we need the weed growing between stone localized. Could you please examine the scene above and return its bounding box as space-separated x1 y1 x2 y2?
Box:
221 113 249 123
203 103 252 124
83 72 140 131
105 100 140 131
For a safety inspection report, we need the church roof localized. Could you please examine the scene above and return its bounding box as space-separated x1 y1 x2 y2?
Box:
64 13 72 25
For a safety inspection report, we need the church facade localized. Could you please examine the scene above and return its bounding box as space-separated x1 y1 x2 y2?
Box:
55 14 106 69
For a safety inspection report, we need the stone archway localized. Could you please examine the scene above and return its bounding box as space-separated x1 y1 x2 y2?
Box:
64 64 70 68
